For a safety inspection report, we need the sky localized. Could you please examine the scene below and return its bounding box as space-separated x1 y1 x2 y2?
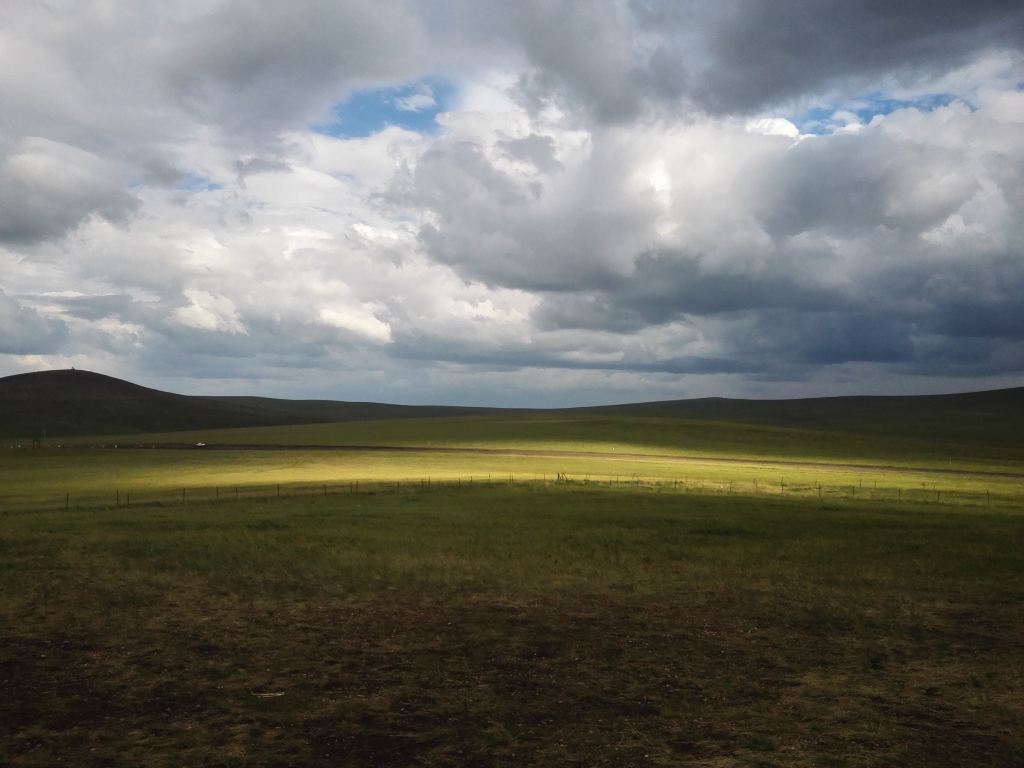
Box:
1 1 1023 406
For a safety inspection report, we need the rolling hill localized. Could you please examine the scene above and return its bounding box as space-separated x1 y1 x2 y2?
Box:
0 369 493 439
589 387 1024 447
1 369 1022 450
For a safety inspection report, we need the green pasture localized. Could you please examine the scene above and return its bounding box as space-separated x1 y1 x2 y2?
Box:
4 402 1023 764
4 484 1022 611
2 486 1022 766
2 444 1022 513
57 411 1024 473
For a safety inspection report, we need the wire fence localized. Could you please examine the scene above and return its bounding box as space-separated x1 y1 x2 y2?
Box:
3 471 1022 514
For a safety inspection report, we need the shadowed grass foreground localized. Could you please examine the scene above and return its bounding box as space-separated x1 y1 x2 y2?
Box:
2 486 1022 766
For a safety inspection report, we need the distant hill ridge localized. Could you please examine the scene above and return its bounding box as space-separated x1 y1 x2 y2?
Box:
1 368 1022 442
581 385 1024 446
0 369 493 439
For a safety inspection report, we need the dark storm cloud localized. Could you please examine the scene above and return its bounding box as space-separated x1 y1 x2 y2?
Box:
0 138 138 245
748 131 979 238
497 135 563 174
51 294 137 322
158 0 428 137
529 241 1024 379
488 0 690 123
235 157 293 180
889 252 1024 340
0 291 67 354
457 0 1024 123
533 254 845 333
685 0 1024 114
908 337 1024 376
388 330 756 376
399 134 659 291
722 309 917 366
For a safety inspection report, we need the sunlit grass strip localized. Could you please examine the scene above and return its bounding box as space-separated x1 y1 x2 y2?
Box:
3 469 1021 515
52 410 1024 473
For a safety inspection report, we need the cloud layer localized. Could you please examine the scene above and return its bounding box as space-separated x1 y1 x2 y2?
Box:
1 1 1022 403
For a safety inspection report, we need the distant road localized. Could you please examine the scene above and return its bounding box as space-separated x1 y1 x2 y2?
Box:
98 442 1024 480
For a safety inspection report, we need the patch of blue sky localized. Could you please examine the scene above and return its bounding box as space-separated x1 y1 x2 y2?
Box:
177 173 223 193
793 92 962 135
316 77 456 138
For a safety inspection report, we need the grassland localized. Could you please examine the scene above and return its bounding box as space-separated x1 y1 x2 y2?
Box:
2 486 1023 766
58 409 1024 473
0 369 491 439
6 369 1022 450
3 440 1023 516
8 406 1016 519
3 373 1023 765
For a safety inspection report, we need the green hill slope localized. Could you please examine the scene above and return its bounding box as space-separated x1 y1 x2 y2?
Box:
589 388 1024 448
3 369 1021 464
0 369 490 439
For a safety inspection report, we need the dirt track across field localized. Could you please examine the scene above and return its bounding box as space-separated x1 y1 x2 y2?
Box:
104 442 1024 480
